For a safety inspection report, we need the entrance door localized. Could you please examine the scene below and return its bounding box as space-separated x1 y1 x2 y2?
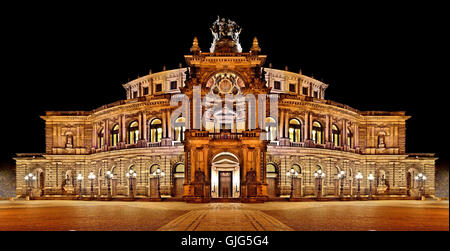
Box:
219 171 232 198
175 178 184 197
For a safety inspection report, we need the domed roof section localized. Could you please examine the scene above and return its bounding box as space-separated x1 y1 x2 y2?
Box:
209 17 243 53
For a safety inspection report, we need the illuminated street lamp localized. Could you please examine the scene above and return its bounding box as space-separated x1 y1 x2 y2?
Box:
126 169 137 199
24 173 36 198
355 172 363 199
77 173 84 199
368 172 375 199
415 173 427 198
153 167 165 198
88 172 96 199
314 169 325 198
337 170 346 198
286 167 299 198
105 171 114 199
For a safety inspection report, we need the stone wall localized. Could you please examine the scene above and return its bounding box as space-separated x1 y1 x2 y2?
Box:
435 160 449 198
0 162 16 198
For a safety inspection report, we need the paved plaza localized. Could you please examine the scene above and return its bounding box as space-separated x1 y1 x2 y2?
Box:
0 200 448 231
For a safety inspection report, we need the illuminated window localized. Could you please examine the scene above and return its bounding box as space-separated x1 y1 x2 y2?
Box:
111 124 120 147
98 129 104 148
288 119 302 142
292 164 301 174
267 163 277 174
128 121 139 144
312 121 324 144
265 117 277 142
347 129 354 148
332 124 341 147
175 163 185 173
174 117 186 142
149 119 162 143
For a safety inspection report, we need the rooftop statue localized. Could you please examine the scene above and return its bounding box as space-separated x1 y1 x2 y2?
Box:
210 16 243 53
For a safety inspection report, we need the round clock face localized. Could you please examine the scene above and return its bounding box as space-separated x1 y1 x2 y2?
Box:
218 79 232 93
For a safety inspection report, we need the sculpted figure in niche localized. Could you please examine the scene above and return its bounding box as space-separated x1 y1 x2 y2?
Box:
378 133 386 148
65 134 73 148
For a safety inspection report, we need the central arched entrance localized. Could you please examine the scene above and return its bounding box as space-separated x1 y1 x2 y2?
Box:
211 152 240 198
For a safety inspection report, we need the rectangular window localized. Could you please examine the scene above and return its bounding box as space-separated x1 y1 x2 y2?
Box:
314 91 319 98
155 84 162 93
170 81 178 90
289 83 296 93
302 87 308 95
143 87 149 95
274 81 281 90
132 91 138 99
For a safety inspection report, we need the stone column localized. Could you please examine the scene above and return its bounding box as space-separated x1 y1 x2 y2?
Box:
279 109 284 139
162 109 167 138
284 110 289 138
304 112 309 140
104 120 109 149
138 113 143 140
143 113 148 141
121 115 126 143
167 110 172 139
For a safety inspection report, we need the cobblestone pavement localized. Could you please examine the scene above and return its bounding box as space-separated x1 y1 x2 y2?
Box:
0 200 448 231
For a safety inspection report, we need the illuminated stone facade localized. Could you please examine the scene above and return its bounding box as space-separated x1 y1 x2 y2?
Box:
14 19 436 201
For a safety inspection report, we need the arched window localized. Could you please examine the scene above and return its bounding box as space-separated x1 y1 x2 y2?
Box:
150 164 160 175
332 124 341 147
289 119 302 142
149 119 162 143
98 129 104 148
265 117 277 142
174 117 186 142
312 121 324 144
111 124 120 147
292 164 301 174
128 121 139 144
347 128 354 148
175 163 185 173
266 163 277 174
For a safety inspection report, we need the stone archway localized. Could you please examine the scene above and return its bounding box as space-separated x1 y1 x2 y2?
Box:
211 152 240 198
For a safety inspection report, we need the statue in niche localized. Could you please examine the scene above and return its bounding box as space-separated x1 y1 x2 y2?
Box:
65 134 73 148
378 133 386 148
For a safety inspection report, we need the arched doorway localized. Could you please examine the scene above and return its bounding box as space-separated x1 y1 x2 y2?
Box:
173 163 185 197
211 152 240 198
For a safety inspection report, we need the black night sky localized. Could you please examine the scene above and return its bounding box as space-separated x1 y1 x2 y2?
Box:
1 2 447 170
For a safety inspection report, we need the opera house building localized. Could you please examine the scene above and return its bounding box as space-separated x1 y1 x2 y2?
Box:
14 18 436 202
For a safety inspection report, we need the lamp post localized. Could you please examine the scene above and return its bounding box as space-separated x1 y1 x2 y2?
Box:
368 172 375 199
77 173 84 199
415 172 427 199
126 169 137 199
105 171 114 199
153 167 165 198
314 169 325 198
88 172 96 199
286 167 299 198
337 170 346 199
24 173 36 199
355 172 363 199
